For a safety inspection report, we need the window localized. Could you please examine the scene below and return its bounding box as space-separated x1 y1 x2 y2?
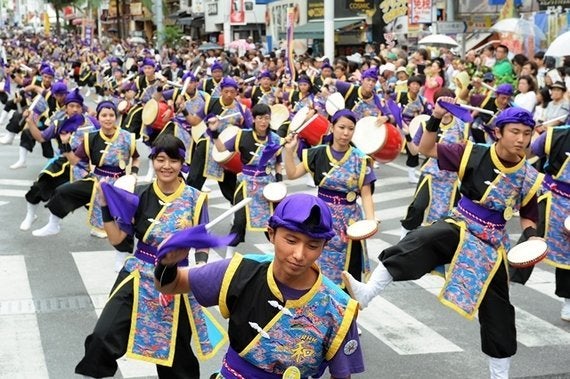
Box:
207 3 217 15
245 1 253 11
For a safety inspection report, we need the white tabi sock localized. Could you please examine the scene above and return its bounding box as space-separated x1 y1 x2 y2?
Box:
32 212 62 237
488 356 511 379
407 167 418 184
561 298 570 321
0 131 15 145
9 146 28 169
20 202 39 231
342 262 393 309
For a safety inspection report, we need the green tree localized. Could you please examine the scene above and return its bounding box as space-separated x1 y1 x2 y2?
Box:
45 0 82 37
160 25 183 48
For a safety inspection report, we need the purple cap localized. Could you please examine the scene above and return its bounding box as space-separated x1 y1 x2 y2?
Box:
211 61 223 72
321 63 333 71
182 72 197 82
96 100 118 115
495 107 535 129
268 193 334 240
40 66 55 77
64 88 84 106
258 70 272 79
362 67 379 80
51 82 68 95
142 57 155 68
297 75 311 85
220 76 238 89
495 83 514 96
58 114 85 134
483 72 495 82
123 81 137 92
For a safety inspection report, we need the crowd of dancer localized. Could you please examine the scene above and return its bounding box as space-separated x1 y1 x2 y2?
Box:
0 30 569 378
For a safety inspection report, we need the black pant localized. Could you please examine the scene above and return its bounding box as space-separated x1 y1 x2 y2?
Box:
471 127 486 144
46 178 94 218
405 143 419 168
229 183 247 246
380 220 517 358
6 111 24 134
25 170 70 205
75 269 200 379
20 129 54 158
186 139 236 203
401 175 430 230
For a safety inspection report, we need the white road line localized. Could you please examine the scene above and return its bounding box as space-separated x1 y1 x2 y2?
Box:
0 189 26 197
357 296 463 355
0 256 49 378
413 272 570 347
0 179 33 186
372 187 415 203
375 205 409 221
522 266 561 302
72 250 157 378
0 201 8 207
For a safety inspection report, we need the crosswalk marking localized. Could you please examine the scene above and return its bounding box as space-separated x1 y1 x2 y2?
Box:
0 179 33 186
0 256 49 378
72 250 157 378
523 266 561 302
0 188 26 197
358 296 463 355
413 270 570 348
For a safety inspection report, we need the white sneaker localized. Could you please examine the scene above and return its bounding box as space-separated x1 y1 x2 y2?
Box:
90 228 107 238
561 299 570 321
32 223 60 237
9 160 26 169
407 167 419 184
19 214 38 231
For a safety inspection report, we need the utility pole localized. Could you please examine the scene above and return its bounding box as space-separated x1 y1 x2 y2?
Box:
323 0 334 59
154 0 164 50
224 0 231 50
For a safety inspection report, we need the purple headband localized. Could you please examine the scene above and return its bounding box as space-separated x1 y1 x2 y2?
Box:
268 193 334 240
211 61 223 72
150 146 186 160
182 72 197 82
331 109 357 124
495 107 535 129
96 100 117 115
258 70 272 79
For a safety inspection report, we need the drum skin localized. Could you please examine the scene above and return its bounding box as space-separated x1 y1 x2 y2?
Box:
142 100 172 130
353 116 403 163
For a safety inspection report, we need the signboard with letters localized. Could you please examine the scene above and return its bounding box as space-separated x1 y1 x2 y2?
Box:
410 0 432 24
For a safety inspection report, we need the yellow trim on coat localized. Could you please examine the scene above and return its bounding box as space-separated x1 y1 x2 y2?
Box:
301 148 312 176
40 160 70 177
234 128 243 153
344 83 354 102
219 254 245 318
183 295 229 360
142 180 186 242
521 172 544 207
83 177 98 228
126 268 180 366
326 299 358 360
194 192 208 225
544 127 554 156
97 127 120 167
457 141 474 181
320 145 353 187
489 143 525 174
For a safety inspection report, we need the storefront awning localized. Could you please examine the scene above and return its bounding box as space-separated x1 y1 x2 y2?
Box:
279 18 365 40
177 16 204 26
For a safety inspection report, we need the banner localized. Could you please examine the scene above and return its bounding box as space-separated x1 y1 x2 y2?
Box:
285 7 296 83
230 0 246 25
410 0 432 24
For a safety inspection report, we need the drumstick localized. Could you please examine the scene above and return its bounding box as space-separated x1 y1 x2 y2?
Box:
279 120 312 147
217 112 241 121
537 114 567 127
205 197 252 231
243 76 256 84
119 73 136 85
20 64 33 72
180 77 191 95
192 65 202 78
458 103 495 116
481 82 496 92
76 125 96 132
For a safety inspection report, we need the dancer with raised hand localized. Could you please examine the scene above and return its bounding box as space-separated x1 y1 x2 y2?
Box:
76 133 226 379
283 109 376 287
343 102 544 379
155 193 364 379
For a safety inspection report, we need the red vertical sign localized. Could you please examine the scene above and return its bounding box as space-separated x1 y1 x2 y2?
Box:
230 0 246 25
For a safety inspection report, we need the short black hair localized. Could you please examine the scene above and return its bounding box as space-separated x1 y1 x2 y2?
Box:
407 75 424 86
252 103 271 118
149 133 185 161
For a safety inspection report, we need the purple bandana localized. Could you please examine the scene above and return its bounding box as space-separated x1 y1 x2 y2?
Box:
268 193 334 240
